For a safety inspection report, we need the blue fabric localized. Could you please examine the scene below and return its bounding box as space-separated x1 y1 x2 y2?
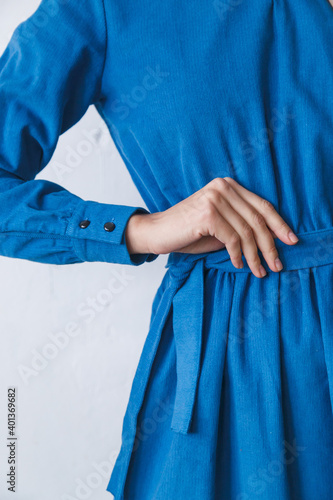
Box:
1 0 333 498
0 0 157 266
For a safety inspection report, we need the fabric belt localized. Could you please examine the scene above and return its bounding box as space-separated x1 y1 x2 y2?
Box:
164 226 333 434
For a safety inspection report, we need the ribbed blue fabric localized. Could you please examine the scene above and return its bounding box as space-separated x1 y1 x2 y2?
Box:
1 0 333 498
0 0 157 266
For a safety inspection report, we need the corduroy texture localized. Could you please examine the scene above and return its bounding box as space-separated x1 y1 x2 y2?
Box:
0 0 333 498
0 0 157 266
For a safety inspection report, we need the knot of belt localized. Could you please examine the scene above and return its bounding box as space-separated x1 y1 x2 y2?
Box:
165 227 333 434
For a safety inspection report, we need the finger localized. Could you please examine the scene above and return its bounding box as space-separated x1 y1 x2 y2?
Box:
268 227 278 239
226 201 281 272
213 197 267 278
223 177 299 245
215 179 280 273
209 211 244 270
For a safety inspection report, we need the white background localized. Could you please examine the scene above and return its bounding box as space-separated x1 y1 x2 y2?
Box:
0 1 167 499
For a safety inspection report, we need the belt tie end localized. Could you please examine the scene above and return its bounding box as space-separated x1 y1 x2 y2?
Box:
169 258 204 434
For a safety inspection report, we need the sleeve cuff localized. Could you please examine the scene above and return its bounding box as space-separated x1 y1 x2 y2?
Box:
65 199 159 265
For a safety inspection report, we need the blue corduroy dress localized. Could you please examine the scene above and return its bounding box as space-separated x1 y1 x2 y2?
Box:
0 0 333 498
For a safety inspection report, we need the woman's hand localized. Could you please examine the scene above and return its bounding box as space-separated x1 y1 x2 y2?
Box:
125 177 299 278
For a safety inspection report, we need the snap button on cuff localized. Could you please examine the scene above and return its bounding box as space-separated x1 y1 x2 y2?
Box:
104 221 116 232
79 220 91 229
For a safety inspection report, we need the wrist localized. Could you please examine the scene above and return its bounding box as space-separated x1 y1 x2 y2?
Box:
125 212 159 255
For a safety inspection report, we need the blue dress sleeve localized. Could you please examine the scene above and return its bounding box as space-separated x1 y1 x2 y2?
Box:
0 0 158 266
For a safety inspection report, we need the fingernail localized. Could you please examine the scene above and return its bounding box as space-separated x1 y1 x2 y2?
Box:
275 257 283 271
259 265 267 277
288 231 299 243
